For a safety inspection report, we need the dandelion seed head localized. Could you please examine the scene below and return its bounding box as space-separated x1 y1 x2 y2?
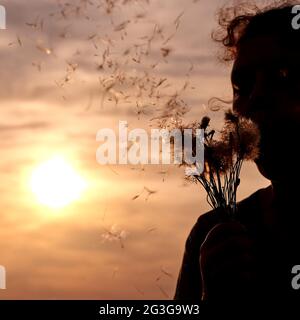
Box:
222 110 260 160
200 116 210 130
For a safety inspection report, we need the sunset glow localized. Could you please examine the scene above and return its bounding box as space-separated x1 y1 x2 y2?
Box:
30 156 87 209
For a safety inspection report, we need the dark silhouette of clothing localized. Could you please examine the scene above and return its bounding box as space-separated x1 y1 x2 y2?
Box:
174 185 300 306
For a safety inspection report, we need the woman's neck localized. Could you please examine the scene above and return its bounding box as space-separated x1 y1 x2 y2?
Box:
269 181 299 227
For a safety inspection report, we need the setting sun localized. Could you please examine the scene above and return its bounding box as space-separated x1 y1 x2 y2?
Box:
30 156 87 209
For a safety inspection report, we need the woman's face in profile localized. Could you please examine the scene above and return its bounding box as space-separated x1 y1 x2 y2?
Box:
231 34 300 183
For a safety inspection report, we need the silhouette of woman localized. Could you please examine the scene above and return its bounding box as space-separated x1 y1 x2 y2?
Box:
174 2 300 307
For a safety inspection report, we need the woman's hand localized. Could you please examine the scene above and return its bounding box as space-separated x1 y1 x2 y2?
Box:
199 222 257 301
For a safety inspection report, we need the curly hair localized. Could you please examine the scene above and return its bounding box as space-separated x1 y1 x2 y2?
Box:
213 1 300 61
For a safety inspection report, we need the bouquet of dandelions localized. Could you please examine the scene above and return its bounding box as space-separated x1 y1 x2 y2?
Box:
184 110 260 220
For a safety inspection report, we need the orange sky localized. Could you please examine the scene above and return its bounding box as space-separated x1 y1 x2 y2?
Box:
0 0 269 299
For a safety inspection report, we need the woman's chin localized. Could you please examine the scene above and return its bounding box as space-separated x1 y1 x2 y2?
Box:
255 157 298 183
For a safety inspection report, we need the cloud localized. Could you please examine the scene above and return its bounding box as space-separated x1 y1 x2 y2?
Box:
0 121 50 132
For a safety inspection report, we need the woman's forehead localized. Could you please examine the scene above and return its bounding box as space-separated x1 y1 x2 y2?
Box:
234 34 300 70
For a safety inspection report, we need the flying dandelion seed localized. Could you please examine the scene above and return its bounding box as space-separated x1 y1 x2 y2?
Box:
147 226 157 233
144 186 157 201
25 16 44 31
174 11 185 30
32 61 42 72
160 47 171 58
132 186 157 201
101 225 128 249
36 44 52 55
34 0 190 115
17 35 22 47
